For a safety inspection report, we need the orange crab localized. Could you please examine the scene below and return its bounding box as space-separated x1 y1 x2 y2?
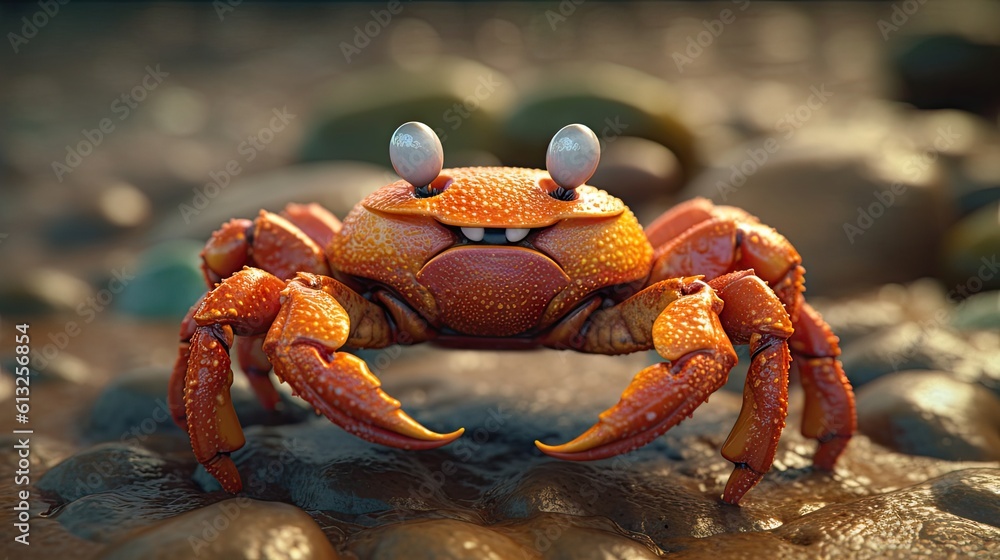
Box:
169 122 855 504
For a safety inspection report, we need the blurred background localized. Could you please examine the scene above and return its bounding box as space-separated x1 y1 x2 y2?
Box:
2 2 1000 558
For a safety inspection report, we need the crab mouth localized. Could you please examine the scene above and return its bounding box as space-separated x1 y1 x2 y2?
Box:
416 227 570 336
455 226 532 244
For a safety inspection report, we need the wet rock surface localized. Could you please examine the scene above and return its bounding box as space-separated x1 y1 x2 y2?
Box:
22 295 1000 558
100 499 340 560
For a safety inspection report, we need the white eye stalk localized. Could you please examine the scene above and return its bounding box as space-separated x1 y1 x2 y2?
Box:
545 124 600 191
389 122 444 188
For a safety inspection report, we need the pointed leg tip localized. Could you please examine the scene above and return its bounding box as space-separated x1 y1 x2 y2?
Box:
205 454 243 494
813 436 850 471
722 463 763 505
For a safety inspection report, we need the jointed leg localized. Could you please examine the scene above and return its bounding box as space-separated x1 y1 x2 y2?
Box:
790 303 856 469
180 204 342 416
645 198 855 470
708 271 793 503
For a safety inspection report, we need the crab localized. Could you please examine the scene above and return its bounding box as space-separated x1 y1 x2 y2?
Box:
169 122 856 504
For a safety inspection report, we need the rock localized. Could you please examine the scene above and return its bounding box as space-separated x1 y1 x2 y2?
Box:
0 267 92 315
86 367 312 443
96 182 152 229
943 201 1000 295
38 443 180 503
681 122 955 296
500 63 697 181
950 291 1000 330
772 469 1000 558
99 499 339 560
115 240 206 320
151 162 392 243
348 519 527 560
839 322 1000 392
808 279 952 347
891 34 1000 118
30 344 1000 557
856 371 1000 461
299 58 514 166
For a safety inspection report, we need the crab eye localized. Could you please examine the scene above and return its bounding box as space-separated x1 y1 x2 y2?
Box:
390 122 444 196
545 124 600 195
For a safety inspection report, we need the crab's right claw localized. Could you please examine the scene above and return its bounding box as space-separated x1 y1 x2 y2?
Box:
264 279 464 450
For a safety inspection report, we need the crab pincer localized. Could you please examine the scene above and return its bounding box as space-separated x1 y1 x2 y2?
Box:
181 268 461 493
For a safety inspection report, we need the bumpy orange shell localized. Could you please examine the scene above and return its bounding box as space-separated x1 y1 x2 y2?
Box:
362 167 624 227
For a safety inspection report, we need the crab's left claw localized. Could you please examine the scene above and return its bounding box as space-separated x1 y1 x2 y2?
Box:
536 284 738 460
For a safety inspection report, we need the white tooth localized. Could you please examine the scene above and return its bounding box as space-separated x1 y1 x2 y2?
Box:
461 227 485 241
505 228 530 243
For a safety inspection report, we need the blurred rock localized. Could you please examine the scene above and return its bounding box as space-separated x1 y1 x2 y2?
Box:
942 201 1000 294
810 280 951 347
152 162 391 242
682 123 954 296
950 290 1000 330
86 366 312 443
839 322 1000 392
891 34 1000 118
115 240 206 320
500 63 697 181
856 371 1000 462
100 499 339 560
0 267 92 315
299 58 513 166
97 182 152 228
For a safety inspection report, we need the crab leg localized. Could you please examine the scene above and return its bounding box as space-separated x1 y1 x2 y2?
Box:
235 334 282 411
537 279 738 461
181 268 287 492
790 303 856 469
708 271 792 504
263 276 463 449
169 293 205 430
191 204 342 415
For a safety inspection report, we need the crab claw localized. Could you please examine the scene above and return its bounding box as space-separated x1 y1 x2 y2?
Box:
536 355 732 460
264 280 463 450
537 285 737 461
